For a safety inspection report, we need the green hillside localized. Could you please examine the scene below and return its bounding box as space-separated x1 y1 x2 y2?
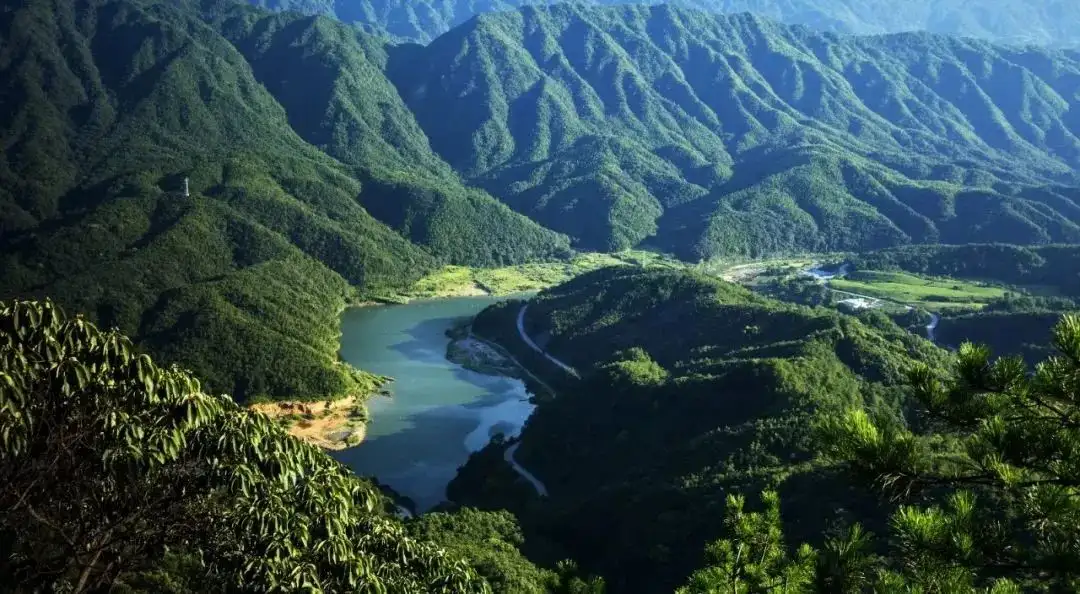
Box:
0 0 568 402
1 299 611 592
389 4 1080 258
248 0 1080 47
205 1 571 265
851 243 1080 295
453 267 947 591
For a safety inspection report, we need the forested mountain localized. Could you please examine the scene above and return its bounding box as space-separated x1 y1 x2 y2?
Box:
204 1 571 264
454 267 947 592
7 0 1080 402
2 299 610 592
248 0 1080 47
0 0 568 401
5 0 1080 590
391 4 1080 257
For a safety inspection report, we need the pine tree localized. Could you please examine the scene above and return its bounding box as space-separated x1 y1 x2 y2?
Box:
819 313 1080 591
677 491 816 593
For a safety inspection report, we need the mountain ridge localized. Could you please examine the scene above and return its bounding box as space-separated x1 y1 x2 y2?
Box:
389 3 1080 257
5 0 1080 399
0 0 568 401
247 0 1080 47
453 266 947 592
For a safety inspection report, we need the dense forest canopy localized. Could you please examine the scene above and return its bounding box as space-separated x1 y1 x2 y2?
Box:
4 0 1080 591
0 0 568 401
5 0 1080 403
455 267 948 591
390 4 1080 258
248 0 1080 47
0 299 488 592
456 267 1080 592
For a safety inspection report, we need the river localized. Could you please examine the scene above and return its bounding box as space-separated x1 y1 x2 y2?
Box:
332 296 535 512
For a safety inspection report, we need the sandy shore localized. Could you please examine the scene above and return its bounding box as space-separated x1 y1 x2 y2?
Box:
250 396 368 450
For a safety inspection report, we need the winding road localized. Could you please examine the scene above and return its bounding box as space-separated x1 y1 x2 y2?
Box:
500 265 944 499
504 442 548 497
500 266 943 499
516 304 578 377
487 303 575 498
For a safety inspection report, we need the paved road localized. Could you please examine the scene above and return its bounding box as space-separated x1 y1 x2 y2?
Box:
502 303 578 497
516 304 577 376
504 442 548 497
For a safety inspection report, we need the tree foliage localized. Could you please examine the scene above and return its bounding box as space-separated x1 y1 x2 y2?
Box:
406 508 606 594
0 0 569 403
817 313 1080 590
453 267 946 592
678 491 816 594
0 299 486 592
392 4 1080 258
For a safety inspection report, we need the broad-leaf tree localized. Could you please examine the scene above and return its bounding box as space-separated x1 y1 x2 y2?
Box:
0 299 487 593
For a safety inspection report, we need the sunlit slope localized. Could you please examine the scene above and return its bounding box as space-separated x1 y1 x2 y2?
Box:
460 266 946 591
0 0 438 401
248 0 1080 47
389 4 1080 257
208 1 571 264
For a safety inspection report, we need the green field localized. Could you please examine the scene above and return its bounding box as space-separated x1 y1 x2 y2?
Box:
398 250 683 300
831 270 1007 311
707 257 832 284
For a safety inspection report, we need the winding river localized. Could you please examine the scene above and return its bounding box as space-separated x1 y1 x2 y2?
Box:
332 296 536 512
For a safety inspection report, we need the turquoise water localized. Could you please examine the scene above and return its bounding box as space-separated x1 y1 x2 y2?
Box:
332 296 533 511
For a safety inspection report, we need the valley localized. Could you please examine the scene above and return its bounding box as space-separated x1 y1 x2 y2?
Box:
2 0 1080 592
332 296 537 512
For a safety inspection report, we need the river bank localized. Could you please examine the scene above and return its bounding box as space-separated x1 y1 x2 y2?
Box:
250 393 375 450
364 250 680 305
330 295 543 511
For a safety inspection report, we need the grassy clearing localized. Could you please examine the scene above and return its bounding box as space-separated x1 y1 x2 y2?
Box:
707 257 820 284
399 250 683 300
831 270 1007 310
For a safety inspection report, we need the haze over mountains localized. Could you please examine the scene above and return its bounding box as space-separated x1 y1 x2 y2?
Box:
5 0 1080 591
5 0 1080 400
393 4 1080 256
249 0 1080 47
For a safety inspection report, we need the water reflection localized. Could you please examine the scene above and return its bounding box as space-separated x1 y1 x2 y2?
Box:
332 296 533 511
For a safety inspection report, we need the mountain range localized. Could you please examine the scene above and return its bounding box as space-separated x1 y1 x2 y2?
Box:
391 4 1080 257
5 1 1080 590
0 0 568 401
4 0 1080 401
249 0 1080 47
